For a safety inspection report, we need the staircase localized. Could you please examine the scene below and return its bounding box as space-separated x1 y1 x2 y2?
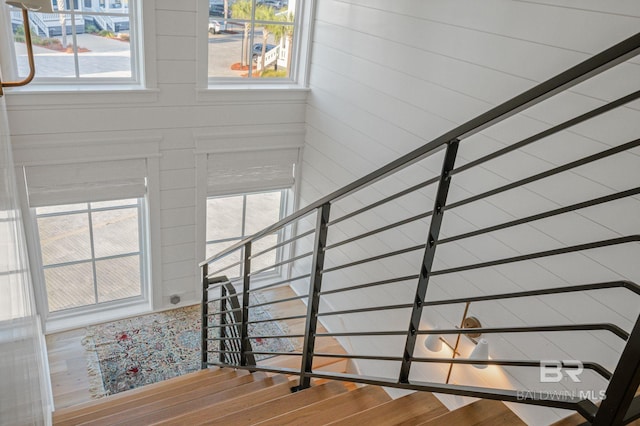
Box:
53 32 640 426
53 367 530 425
198 31 640 426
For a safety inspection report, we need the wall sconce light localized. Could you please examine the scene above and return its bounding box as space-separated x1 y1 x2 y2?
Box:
0 0 53 97
468 338 489 369
424 303 489 383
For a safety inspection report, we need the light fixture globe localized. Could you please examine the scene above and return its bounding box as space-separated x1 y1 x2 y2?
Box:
424 327 443 352
469 338 489 369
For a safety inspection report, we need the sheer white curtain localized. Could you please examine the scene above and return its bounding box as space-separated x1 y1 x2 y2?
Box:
0 95 50 424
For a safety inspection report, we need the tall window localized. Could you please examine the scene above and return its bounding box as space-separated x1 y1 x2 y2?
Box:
7 0 137 81
208 0 297 80
22 157 150 314
35 199 146 312
206 190 286 277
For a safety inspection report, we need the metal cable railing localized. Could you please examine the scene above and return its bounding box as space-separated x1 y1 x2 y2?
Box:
201 32 640 424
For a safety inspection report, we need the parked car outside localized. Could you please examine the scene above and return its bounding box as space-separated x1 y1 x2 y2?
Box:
252 43 277 57
208 20 221 34
262 0 283 8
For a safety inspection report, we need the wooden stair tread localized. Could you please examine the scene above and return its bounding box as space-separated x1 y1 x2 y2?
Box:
551 412 590 426
68 372 268 426
53 369 251 425
53 367 230 423
155 377 299 425
418 399 526 426
206 380 351 426
327 391 448 426
254 384 392 426
120 374 291 426
258 342 347 371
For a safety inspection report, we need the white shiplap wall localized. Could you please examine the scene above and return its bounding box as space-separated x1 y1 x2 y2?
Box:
4 0 307 324
297 1 640 424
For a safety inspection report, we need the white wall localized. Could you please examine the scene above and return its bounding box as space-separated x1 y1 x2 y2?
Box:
0 91 51 423
297 1 640 424
3 0 307 326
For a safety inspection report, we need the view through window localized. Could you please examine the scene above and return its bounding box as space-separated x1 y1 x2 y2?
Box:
208 0 297 80
36 198 145 313
9 0 135 81
206 190 286 278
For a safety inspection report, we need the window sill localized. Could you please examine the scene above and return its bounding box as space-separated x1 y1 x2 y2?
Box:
196 85 310 104
4 85 160 109
44 299 152 334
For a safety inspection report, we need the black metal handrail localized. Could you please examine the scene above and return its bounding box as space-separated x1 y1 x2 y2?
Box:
199 31 640 268
201 31 640 424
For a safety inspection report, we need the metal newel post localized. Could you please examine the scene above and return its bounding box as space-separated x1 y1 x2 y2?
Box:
240 242 252 366
592 315 640 425
220 283 227 365
398 139 459 384
201 264 209 369
297 202 331 390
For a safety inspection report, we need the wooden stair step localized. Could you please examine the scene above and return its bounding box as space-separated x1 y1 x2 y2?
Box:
258 354 347 372
417 399 526 426
53 367 230 423
207 380 351 426
254 384 392 426
551 412 590 426
118 374 291 426
155 376 299 425
327 390 448 426
258 343 348 371
70 371 268 426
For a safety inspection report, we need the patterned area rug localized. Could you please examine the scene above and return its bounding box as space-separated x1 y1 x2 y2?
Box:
82 300 294 397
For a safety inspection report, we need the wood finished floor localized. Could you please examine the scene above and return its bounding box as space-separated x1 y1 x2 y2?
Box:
46 285 337 411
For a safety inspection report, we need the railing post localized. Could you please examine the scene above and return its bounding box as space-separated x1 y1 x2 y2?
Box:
219 283 227 365
201 263 209 369
296 202 331 390
399 139 459 384
240 242 252 367
592 315 640 425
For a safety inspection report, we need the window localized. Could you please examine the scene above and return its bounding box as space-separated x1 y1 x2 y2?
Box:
7 0 138 82
203 148 298 277
35 198 146 313
206 190 286 278
21 157 150 315
208 0 298 81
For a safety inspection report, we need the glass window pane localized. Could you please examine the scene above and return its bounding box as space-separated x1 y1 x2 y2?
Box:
92 207 139 257
78 25 132 78
208 0 296 80
207 240 241 278
45 262 95 311
10 0 134 82
256 23 293 79
245 191 282 234
207 195 244 241
36 203 87 215
208 22 250 78
37 212 91 265
251 234 278 273
96 255 141 303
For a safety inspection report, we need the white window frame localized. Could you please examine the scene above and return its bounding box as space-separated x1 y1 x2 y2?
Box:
196 0 315 94
206 188 288 280
0 0 158 93
32 197 150 317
